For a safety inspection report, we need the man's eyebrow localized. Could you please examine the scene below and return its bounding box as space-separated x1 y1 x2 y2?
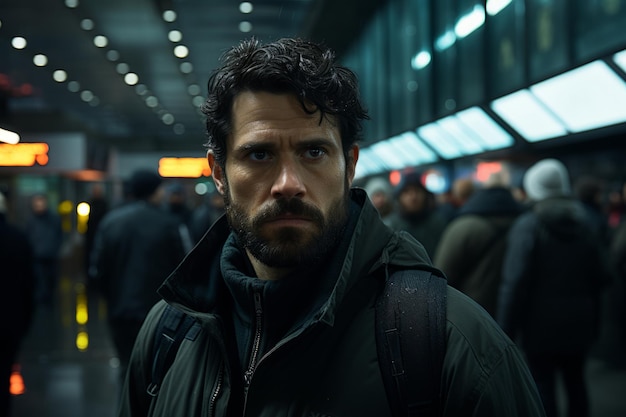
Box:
298 138 339 149
233 141 277 153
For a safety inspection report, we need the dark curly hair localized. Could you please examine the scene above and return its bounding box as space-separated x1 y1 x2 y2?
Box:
201 37 369 166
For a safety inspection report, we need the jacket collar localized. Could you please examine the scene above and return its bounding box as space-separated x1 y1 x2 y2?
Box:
158 188 433 323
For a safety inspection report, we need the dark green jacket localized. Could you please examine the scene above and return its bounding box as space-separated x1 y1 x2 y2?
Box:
118 189 545 417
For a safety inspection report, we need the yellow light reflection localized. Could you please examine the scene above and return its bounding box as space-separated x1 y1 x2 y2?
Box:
76 202 90 234
75 282 89 350
58 200 73 233
76 331 89 351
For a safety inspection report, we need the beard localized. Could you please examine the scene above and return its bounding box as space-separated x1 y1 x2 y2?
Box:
223 181 350 269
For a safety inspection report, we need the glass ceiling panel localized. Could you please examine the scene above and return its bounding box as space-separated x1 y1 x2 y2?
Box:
455 106 514 149
530 60 626 133
490 89 568 142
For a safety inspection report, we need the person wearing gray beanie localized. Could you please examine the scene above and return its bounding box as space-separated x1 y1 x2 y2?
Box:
499 159 612 417
523 158 571 201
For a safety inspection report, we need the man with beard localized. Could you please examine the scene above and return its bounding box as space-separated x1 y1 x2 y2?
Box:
118 38 545 417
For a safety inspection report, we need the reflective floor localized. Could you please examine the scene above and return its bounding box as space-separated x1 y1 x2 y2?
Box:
8 265 626 417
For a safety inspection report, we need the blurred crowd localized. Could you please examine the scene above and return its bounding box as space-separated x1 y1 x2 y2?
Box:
2 159 626 417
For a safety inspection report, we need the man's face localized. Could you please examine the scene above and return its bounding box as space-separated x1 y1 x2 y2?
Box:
209 91 359 269
399 185 427 214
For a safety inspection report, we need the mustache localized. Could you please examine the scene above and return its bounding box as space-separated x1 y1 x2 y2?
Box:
253 198 324 225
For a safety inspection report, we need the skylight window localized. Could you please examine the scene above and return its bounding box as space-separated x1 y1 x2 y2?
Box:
491 89 568 142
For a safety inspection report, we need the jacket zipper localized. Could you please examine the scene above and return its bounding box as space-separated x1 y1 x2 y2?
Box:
207 364 223 417
244 291 263 391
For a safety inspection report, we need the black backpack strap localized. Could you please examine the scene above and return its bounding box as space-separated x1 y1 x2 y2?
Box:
147 304 200 396
375 268 447 417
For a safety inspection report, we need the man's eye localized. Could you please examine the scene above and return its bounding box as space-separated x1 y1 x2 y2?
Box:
304 147 326 159
249 151 269 161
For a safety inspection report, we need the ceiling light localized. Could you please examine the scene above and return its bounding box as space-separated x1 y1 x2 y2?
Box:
80 90 94 102
53 70 68 82
174 45 189 58
163 10 177 22
411 51 431 70
240 2 254 13
124 73 139 85
530 60 626 133
161 114 175 125
192 96 204 107
68 81 80 92
180 62 193 73
135 84 148 95
93 35 108 48
33 54 48 67
239 21 253 33
168 30 182 42
65 0 79 8
0 127 20 144
613 49 626 73
11 37 27 50
145 96 159 108
106 50 120 61
491 89 568 142
116 62 129 74
187 84 201 95
486 0 513 16
80 19 94 30
455 5 485 39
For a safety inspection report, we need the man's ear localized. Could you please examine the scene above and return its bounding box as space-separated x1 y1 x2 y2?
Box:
346 144 359 187
207 151 226 195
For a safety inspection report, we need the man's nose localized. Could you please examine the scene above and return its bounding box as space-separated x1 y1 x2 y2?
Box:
271 159 306 199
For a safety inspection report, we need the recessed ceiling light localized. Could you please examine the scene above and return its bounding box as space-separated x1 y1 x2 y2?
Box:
68 81 80 92
11 37 27 50
124 73 139 85
240 2 254 13
80 19 94 31
106 50 120 61
168 30 182 42
33 54 48 67
239 21 253 33
116 62 129 74
180 62 193 73
53 70 68 82
163 10 177 22
93 35 108 48
174 45 189 58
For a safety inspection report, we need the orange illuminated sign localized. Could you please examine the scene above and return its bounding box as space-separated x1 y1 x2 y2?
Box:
0 143 49 166
158 157 211 178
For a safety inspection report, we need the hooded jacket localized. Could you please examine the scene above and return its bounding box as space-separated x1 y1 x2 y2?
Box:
434 187 523 316
498 197 611 354
119 189 544 417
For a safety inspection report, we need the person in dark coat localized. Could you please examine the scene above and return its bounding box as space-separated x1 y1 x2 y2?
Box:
0 192 35 417
25 193 63 308
89 169 186 381
498 159 612 417
434 174 522 316
387 172 447 259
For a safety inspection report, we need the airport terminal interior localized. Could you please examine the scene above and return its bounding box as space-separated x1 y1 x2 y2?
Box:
2 0 626 416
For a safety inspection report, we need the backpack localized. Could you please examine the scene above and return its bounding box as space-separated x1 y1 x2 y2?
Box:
147 268 447 417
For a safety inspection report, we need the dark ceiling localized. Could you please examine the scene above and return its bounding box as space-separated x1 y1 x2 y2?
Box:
0 0 383 154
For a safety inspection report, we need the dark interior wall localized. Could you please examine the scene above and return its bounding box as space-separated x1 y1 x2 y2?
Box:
301 0 389 58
